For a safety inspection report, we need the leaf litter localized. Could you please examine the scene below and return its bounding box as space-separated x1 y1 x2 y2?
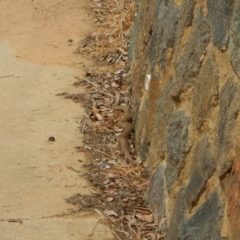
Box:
62 0 166 239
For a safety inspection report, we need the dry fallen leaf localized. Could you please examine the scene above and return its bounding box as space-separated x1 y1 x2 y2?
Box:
145 232 155 238
113 126 123 132
103 179 111 185
92 107 99 115
135 228 142 240
135 208 152 215
199 54 205 63
104 209 118 217
114 69 124 75
125 215 136 225
157 233 166 240
96 113 103 121
111 82 119 88
107 197 114 202
135 213 154 223
118 47 128 55
92 121 101 131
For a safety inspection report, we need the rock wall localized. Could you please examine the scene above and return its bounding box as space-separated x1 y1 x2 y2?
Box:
129 0 240 239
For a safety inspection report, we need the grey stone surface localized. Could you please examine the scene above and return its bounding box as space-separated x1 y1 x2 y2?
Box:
139 137 151 163
130 1 240 239
168 189 226 240
166 111 190 192
167 188 187 240
128 0 141 64
207 0 234 50
149 1 179 71
185 171 204 209
217 79 239 177
147 79 174 167
180 190 225 240
173 0 196 62
192 53 219 130
146 165 166 220
185 135 216 209
173 10 211 99
155 78 175 125
229 2 240 78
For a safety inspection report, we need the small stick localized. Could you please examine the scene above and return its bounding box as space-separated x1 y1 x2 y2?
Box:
8 219 22 224
86 143 112 146
92 96 96 107
108 230 122 240
88 146 116 159
109 145 116 159
93 209 122 240
0 75 14 79
91 217 105 236
116 53 123 63
82 120 87 134
104 127 117 134
65 184 76 187
84 111 92 122
66 166 81 173
78 77 98 88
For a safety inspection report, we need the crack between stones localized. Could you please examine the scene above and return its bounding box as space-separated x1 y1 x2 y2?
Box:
0 210 83 223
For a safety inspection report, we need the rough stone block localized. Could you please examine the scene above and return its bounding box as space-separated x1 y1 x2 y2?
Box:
227 157 240 239
192 53 219 130
185 135 216 209
146 165 166 221
167 188 187 240
173 0 196 61
217 79 239 177
175 10 211 87
130 1 240 238
149 1 179 71
229 2 240 78
166 110 190 192
180 189 225 240
207 0 234 50
147 79 174 168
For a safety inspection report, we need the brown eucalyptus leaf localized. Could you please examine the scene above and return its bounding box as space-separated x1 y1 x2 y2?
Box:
118 47 128 55
96 113 103 121
135 213 154 223
107 197 114 202
104 209 118 217
92 107 99 115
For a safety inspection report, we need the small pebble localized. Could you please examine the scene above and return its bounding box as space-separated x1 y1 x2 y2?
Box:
48 136 55 141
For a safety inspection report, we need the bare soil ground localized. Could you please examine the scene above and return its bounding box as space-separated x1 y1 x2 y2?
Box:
0 0 113 239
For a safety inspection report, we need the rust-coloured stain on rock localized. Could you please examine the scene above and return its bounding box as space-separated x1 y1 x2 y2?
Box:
227 157 240 238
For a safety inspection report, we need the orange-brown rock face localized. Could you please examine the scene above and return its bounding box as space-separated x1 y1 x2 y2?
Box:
129 0 240 239
227 157 240 239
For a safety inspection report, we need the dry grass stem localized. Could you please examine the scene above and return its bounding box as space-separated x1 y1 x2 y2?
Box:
88 146 116 159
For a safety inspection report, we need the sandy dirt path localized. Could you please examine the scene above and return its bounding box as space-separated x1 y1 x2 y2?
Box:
0 1 112 239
